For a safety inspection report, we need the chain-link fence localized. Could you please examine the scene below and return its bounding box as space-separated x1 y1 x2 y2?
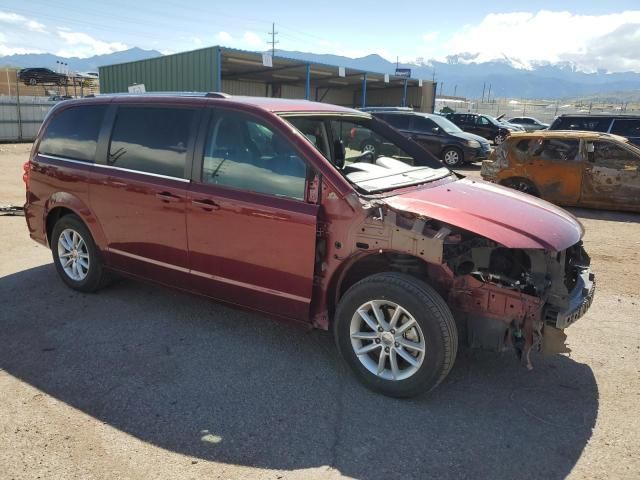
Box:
436 97 640 124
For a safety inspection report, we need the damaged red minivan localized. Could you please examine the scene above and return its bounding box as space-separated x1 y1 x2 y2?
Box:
24 94 595 397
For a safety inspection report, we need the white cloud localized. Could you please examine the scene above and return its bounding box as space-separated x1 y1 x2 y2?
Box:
242 31 263 48
216 31 233 43
0 45 44 56
422 31 439 43
0 11 46 33
56 30 128 57
440 10 640 72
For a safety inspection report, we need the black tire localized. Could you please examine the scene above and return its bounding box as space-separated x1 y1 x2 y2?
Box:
334 272 458 398
441 147 464 167
360 139 379 157
29 78 37 86
501 178 540 197
494 133 506 145
51 214 105 293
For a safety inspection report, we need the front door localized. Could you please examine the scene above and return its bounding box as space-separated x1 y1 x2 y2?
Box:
408 116 442 156
187 109 319 321
90 105 199 285
580 140 640 210
516 137 584 204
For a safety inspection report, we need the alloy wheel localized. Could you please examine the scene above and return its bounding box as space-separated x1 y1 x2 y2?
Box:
350 300 426 381
57 228 90 281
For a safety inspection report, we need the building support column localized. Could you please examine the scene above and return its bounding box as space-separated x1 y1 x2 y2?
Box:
361 73 367 108
402 79 408 107
305 63 311 100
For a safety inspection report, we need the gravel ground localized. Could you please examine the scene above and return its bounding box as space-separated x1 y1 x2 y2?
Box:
1 145 638 480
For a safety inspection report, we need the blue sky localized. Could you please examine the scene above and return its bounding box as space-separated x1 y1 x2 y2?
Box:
1 1 640 71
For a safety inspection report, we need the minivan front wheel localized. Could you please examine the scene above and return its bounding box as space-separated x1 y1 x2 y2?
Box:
334 272 458 397
441 147 463 167
51 214 105 292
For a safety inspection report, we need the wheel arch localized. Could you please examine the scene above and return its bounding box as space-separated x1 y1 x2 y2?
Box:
498 176 541 196
440 145 464 162
44 192 108 250
324 251 443 328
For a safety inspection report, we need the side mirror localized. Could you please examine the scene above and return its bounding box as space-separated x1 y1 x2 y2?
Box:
586 143 595 153
432 127 440 134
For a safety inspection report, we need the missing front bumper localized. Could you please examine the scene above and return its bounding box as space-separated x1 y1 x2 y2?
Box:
544 269 596 329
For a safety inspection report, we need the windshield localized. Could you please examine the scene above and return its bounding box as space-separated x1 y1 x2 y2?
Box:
282 114 450 193
485 115 502 126
430 115 463 133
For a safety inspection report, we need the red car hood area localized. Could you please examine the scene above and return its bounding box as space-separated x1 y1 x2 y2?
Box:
385 178 584 252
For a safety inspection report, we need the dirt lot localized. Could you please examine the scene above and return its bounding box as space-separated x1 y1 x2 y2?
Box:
1 144 638 480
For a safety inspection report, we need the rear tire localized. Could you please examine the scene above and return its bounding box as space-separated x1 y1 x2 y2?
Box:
51 214 105 293
334 272 458 398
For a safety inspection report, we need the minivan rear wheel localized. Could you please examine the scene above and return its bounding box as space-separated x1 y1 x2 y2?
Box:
334 272 458 397
51 214 105 292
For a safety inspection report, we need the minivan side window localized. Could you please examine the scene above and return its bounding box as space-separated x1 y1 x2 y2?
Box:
380 114 411 130
412 116 437 132
39 105 107 162
108 106 197 179
201 111 307 200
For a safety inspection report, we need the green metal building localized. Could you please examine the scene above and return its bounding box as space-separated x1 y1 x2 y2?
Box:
99 46 436 111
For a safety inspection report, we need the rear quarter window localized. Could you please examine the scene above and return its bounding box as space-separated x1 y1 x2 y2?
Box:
39 105 107 162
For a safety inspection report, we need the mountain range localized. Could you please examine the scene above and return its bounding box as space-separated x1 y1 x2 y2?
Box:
1 47 639 100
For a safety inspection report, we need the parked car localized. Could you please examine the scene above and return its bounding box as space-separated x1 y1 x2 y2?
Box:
368 110 492 167
24 94 595 397
48 95 74 102
481 130 640 212
508 116 549 131
549 114 640 146
18 68 67 86
445 113 517 144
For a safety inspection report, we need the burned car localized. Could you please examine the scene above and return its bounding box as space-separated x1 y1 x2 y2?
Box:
481 131 640 212
25 94 595 397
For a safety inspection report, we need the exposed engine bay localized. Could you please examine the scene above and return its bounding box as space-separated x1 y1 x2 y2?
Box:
348 200 596 369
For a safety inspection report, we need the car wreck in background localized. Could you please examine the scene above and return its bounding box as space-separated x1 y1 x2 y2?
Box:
25 95 595 397
481 131 640 212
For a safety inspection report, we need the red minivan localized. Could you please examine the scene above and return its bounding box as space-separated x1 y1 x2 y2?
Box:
24 93 595 397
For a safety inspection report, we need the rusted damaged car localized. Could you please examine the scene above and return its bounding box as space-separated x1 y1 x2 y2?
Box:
481 130 640 212
26 95 596 398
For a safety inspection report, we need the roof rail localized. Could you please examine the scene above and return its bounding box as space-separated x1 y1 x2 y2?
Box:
205 92 231 98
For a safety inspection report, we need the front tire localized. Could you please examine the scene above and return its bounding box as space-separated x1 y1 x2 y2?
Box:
51 214 105 292
334 272 458 397
441 147 463 167
494 133 506 145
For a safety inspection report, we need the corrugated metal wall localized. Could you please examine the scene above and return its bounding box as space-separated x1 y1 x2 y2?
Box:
99 47 219 93
0 96 53 141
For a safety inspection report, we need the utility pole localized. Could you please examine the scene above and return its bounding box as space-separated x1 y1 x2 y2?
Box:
487 83 492 103
481 82 486 103
453 85 457 97
267 22 279 58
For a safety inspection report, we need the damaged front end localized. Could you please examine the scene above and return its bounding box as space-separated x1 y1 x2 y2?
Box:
444 232 595 368
346 181 596 369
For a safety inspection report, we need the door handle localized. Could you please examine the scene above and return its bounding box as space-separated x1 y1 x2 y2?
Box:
192 198 220 211
155 191 181 203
